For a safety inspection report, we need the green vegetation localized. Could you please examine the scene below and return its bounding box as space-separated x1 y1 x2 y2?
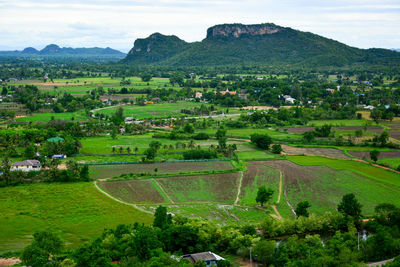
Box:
0 182 152 252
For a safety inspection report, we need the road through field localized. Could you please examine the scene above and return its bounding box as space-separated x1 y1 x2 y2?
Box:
152 179 175 204
234 171 244 205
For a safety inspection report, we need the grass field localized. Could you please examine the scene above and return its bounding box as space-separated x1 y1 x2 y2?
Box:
200 127 302 141
95 102 210 119
264 156 400 216
78 133 237 155
0 182 153 252
16 111 88 122
89 161 234 179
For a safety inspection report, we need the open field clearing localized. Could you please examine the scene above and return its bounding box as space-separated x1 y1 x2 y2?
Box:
89 161 234 179
78 133 242 155
15 111 88 122
265 159 400 216
0 182 152 252
94 102 209 119
377 158 400 169
99 172 240 204
158 173 240 203
307 119 373 127
286 126 383 135
279 156 400 214
239 161 281 206
201 127 302 141
98 179 168 204
282 144 349 159
348 150 400 159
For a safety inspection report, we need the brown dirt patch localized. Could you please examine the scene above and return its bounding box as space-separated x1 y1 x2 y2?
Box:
99 179 166 203
286 127 314 134
281 145 348 159
348 151 400 159
90 161 233 179
0 258 21 267
286 126 383 134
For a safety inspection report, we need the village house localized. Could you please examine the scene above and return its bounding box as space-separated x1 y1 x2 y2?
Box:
215 89 236 96
195 92 203 98
181 251 225 267
11 160 41 172
283 95 295 104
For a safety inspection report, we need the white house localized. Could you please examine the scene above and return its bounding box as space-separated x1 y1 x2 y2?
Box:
11 160 41 172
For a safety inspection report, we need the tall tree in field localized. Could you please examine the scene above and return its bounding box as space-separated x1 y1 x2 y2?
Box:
21 231 64 267
370 150 380 163
153 205 172 229
295 201 311 217
256 186 274 207
338 193 362 219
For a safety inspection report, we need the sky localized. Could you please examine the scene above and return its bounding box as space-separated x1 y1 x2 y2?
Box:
0 0 399 52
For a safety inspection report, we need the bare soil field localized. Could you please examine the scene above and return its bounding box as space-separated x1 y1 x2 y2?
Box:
158 173 240 204
0 258 21 267
98 179 166 203
348 150 400 159
281 145 348 159
286 126 383 134
89 161 234 179
383 121 400 141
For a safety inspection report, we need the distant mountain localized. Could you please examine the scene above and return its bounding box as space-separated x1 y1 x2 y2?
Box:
0 44 125 60
392 49 400 52
123 23 400 67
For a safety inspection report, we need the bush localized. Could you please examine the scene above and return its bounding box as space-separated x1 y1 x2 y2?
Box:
250 133 272 150
193 132 209 140
271 144 282 154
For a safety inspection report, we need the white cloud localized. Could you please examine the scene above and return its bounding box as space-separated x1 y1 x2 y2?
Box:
0 0 399 51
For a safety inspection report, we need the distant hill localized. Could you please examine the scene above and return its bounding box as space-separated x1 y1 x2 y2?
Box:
123 23 400 67
0 44 125 60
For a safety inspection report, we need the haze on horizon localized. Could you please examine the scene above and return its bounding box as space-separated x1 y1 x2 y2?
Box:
0 0 399 53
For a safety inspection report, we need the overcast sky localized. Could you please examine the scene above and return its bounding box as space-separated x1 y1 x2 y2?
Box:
0 0 399 52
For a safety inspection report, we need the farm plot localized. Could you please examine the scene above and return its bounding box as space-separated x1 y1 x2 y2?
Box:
0 183 152 252
348 150 400 159
95 102 210 119
158 173 240 204
140 203 271 225
98 179 167 204
281 145 348 159
265 157 400 216
286 126 383 135
239 161 281 206
383 121 400 141
89 161 234 179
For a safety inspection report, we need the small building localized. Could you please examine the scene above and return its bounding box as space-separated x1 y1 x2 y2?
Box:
47 136 64 143
215 89 236 96
152 97 161 102
11 160 41 172
124 117 135 124
195 92 203 98
326 88 335 94
182 252 225 267
283 95 295 104
51 154 66 160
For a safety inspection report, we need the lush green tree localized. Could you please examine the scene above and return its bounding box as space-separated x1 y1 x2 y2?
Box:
144 147 156 161
24 144 36 158
253 240 276 266
250 133 272 150
303 131 315 143
256 186 274 207
295 200 311 217
183 123 195 134
21 231 64 267
370 150 380 162
338 193 362 219
80 165 90 181
149 141 162 151
216 128 227 149
153 205 172 229
140 73 152 82
111 128 118 140
271 144 282 154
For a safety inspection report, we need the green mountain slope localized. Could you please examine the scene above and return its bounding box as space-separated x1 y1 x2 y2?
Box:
123 23 400 67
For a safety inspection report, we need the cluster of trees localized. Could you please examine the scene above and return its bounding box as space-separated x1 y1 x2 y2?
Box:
19 198 400 267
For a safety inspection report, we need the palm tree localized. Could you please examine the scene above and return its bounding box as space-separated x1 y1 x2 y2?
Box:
112 147 116 153
119 147 123 154
135 147 139 154
127 147 131 154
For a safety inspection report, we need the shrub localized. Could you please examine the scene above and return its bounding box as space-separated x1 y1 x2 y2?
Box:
250 133 272 150
271 144 282 154
183 149 217 160
193 132 209 140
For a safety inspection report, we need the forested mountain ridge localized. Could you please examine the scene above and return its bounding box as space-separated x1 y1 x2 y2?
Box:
123 23 400 67
0 44 125 59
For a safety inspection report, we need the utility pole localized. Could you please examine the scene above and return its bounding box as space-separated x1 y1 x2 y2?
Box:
250 247 252 267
